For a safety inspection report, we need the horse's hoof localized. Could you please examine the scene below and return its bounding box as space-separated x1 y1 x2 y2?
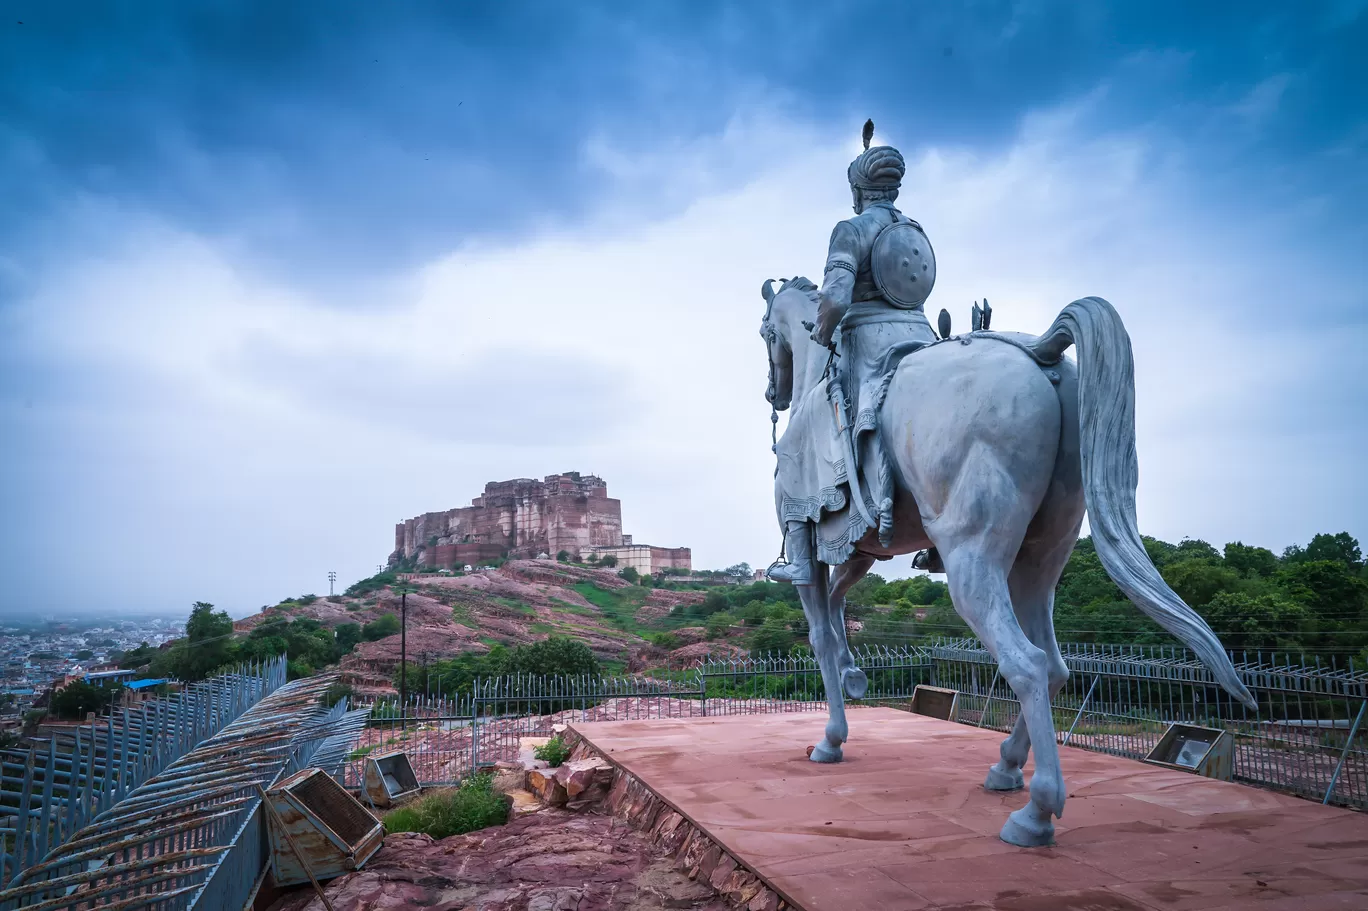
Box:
842 667 868 699
984 764 1024 792
999 805 1055 847
809 742 843 763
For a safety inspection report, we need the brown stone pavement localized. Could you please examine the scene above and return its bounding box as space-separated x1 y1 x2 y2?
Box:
571 708 1368 911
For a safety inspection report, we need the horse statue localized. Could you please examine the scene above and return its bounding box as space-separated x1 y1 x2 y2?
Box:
759 278 1258 847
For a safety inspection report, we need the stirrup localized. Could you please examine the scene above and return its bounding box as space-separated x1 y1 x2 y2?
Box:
768 559 814 585
912 547 945 574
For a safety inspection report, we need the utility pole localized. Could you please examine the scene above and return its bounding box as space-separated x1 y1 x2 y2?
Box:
393 582 416 727
327 571 337 596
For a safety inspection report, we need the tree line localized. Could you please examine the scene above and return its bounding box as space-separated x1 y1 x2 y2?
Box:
670 532 1367 663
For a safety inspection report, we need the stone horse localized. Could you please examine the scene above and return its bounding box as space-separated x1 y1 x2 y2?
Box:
759 278 1257 847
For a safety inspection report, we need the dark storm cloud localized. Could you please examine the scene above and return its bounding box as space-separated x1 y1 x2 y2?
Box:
4 2 1363 295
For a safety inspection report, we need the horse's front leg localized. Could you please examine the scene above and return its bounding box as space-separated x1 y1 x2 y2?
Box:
828 553 875 698
797 561 847 762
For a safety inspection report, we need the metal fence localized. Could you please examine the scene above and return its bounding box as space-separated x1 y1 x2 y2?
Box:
926 639 1368 809
8 639 1357 910
0 657 288 890
0 668 364 911
346 640 1366 810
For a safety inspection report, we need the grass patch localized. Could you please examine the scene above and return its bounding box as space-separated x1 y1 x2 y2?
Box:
346 745 374 761
382 774 509 839
570 583 654 632
490 596 536 615
548 598 598 618
529 622 555 634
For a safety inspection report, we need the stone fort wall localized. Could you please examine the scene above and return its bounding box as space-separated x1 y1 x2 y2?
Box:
389 472 626 569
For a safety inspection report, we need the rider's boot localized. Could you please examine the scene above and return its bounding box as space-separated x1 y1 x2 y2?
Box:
768 521 816 585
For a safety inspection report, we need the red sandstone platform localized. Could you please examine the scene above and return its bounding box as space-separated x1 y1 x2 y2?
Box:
571 708 1368 910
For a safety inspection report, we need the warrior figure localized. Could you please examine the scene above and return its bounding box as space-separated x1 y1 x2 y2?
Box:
770 121 938 583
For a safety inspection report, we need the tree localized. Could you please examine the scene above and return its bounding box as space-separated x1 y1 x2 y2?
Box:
845 573 888 606
119 642 157 669
75 649 94 660
335 622 363 653
700 591 730 617
1200 591 1310 652
157 602 234 682
1160 559 1240 607
749 619 795 656
1174 538 1221 562
556 550 571 563
50 682 122 720
1276 560 1368 620
1223 542 1279 578
362 613 401 641
724 563 753 580
599 554 618 568
617 565 639 584
706 612 737 640
498 637 600 677
1303 532 1362 569
736 600 769 626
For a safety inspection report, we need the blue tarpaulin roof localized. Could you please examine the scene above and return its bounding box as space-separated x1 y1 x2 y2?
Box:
126 679 169 690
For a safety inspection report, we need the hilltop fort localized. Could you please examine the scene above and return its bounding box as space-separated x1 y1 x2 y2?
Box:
388 471 691 576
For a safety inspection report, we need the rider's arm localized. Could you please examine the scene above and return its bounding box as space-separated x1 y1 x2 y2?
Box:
813 221 858 347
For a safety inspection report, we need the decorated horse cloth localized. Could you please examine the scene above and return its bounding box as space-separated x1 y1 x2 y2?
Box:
775 303 937 565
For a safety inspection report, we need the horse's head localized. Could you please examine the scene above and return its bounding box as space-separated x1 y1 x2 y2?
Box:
759 276 818 411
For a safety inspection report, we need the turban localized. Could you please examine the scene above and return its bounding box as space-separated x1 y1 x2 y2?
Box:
847 145 905 191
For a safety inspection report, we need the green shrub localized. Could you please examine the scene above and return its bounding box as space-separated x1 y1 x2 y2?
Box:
382 774 509 839
346 571 397 597
647 632 680 650
362 613 401 641
323 682 353 709
534 736 571 767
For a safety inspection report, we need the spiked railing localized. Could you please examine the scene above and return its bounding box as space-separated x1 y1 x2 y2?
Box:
0 657 288 890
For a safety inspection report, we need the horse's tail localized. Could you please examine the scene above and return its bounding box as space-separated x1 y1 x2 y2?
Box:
1031 297 1257 710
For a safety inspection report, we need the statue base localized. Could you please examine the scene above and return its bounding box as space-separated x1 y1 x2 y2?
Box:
569 708 1367 910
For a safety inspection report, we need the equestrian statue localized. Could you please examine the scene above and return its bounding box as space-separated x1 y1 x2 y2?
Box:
759 120 1257 847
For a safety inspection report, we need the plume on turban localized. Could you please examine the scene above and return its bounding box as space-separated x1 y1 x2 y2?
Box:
847 145 905 191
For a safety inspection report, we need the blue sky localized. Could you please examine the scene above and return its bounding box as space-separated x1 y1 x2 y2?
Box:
1 2 1365 617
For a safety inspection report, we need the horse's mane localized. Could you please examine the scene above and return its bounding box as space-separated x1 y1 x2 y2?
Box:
780 276 817 293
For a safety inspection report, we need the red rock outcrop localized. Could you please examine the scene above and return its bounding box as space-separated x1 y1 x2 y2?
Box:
266 813 728 911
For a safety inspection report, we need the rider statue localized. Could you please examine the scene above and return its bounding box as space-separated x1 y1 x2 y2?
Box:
770 121 940 584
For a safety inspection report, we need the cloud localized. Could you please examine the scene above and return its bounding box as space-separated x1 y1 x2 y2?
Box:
2 82 1365 617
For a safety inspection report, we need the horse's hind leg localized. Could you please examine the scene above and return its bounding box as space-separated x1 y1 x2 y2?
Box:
986 492 1084 792
943 546 1066 846
829 553 876 698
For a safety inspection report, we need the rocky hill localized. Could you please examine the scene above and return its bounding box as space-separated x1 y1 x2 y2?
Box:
232 560 723 692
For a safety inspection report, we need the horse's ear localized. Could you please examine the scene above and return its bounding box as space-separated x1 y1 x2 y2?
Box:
762 279 778 303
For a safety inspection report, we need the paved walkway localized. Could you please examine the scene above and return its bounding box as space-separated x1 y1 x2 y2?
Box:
571 708 1368 910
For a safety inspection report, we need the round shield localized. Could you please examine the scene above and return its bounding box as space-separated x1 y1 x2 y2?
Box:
871 220 936 309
